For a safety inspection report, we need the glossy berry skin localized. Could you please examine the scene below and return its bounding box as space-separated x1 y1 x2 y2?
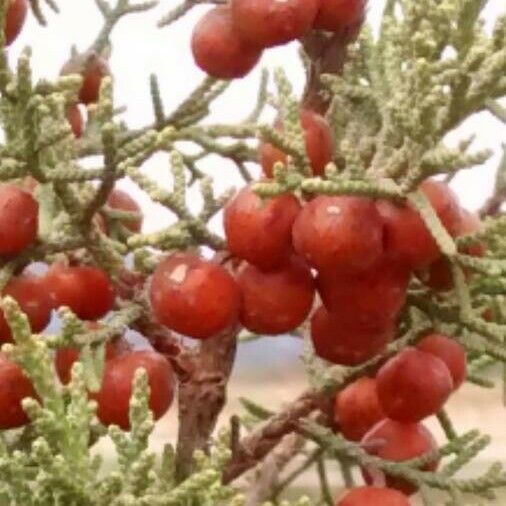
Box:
56 335 131 385
361 419 438 495
0 275 54 343
107 188 143 233
237 256 315 335
293 195 384 274
93 351 174 430
45 264 115 321
317 258 410 327
378 180 460 270
191 7 262 79
458 210 485 257
377 199 439 269
423 256 453 292
417 334 467 390
419 179 461 236
260 109 333 178
310 306 393 366
314 0 366 33
231 0 318 48
337 486 410 506
0 353 37 429
224 185 301 270
61 54 110 105
376 348 453 423
0 185 38 256
423 210 485 292
150 253 240 340
66 104 84 138
4 0 27 46
79 55 109 105
334 377 385 442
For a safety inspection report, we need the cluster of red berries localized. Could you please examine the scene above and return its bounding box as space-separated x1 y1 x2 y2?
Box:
0 182 174 430
0 273 174 430
0 5 163 432
3 0 110 139
1 337 175 431
147 109 333 338
148 190 312 341
307 176 483 367
4 0 109 140
191 0 366 79
148 103 484 355
334 332 467 501
55 328 175 430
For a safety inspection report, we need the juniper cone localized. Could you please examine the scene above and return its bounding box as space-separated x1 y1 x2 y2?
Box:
0 0 504 504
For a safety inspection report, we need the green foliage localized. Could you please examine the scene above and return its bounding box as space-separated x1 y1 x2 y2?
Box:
0 297 244 505
0 0 503 504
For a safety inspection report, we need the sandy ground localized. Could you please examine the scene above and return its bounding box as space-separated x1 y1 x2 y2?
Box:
94 337 506 504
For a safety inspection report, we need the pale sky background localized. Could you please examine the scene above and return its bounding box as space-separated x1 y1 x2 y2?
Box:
13 0 506 234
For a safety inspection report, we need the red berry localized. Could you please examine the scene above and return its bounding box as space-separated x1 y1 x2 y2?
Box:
377 199 439 269
61 54 110 105
0 185 38 256
45 264 115 320
422 209 484 292
458 210 485 257
150 253 240 340
376 348 453 423
422 256 453 292
337 486 410 506
0 353 37 429
260 109 334 178
310 306 393 366
4 0 27 46
419 179 461 236
378 180 460 270
107 189 143 233
317 258 409 327
314 0 366 33
335 377 385 442
56 332 131 385
191 6 262 79
293 195 384 274
66 103 84 138
237 256 315 335
416 334 467 390
361 419 438 495
231 0 318 48
93 351 175 430
224 185 301 270
80 55 109 105
0 275 53 343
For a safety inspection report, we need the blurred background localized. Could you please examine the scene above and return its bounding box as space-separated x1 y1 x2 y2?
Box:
15 1 506 503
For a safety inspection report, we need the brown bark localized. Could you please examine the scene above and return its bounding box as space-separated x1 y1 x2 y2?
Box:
117 265 240 481
222 390 321 484
480 190 506 217
243 434 305 506
302 20 364 114
175 325 239 481
222 21 367 486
